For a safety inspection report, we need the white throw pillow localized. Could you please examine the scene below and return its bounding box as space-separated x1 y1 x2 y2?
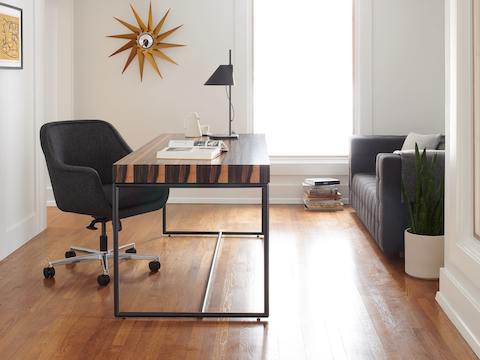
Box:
401 133 442 151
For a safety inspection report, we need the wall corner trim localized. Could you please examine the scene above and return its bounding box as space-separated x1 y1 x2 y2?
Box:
436 268 480 357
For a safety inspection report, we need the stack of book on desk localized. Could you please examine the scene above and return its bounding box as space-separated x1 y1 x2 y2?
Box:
157 140 229 160
303 178 344 211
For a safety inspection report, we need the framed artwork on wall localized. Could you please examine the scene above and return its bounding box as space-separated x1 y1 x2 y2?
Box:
0 2 22 69
474 0 480 238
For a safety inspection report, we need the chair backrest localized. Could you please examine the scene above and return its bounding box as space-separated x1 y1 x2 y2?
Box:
40 120 131 185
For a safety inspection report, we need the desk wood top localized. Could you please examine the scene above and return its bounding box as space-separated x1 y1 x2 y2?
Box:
114 134 270 185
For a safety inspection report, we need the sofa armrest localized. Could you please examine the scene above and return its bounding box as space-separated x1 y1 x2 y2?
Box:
350 136 406 186
376 153 407 255
376 153 402 204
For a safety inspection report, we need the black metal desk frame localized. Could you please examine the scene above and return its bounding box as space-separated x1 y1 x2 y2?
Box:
113 182 269 319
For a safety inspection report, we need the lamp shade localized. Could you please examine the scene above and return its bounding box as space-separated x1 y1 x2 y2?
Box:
204 65 234 86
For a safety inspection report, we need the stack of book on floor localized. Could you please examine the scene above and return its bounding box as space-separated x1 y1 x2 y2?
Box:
303 178 344 211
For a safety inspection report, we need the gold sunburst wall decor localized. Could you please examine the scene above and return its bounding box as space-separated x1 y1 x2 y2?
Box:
108 2 184 81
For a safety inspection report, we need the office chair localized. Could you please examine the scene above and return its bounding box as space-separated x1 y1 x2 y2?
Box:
40 120 169 286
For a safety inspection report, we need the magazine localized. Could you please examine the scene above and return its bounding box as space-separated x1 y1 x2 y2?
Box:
166 140 229 152
156 140 229 160
303 178 340 186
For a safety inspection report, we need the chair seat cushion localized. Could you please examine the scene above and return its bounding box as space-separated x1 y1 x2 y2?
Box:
102 184 169 211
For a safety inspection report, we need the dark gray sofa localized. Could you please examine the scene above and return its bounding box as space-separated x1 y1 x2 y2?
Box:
349 135 445 256
349 136 406 256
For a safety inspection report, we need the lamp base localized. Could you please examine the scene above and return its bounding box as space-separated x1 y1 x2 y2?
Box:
209 133 239 140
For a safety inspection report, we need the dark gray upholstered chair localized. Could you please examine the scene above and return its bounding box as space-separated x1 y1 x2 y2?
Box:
40 120 169 285
349 135 444 256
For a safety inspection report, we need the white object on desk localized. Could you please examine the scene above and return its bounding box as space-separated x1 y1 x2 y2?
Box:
157 146 221 160
156 139 227 160
201 125 210 136
184 112 203 138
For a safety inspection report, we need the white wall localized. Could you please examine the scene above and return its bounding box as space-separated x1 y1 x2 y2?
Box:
71 0 446 144
436 0 480 356
74 0 243 149
359 0 445 135
45 0 445 206
45 0 74 123
0 0 46 260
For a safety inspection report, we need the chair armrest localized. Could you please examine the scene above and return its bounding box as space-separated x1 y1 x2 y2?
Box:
49 163 111 218
350 136 406 186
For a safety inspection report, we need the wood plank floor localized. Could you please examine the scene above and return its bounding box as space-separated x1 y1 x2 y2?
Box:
0 205 475 360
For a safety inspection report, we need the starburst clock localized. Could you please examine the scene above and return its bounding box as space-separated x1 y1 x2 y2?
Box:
108 2 184 80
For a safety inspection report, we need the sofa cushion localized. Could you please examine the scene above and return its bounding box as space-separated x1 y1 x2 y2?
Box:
437 136 445 150
401 133 442 151
351 173 378 240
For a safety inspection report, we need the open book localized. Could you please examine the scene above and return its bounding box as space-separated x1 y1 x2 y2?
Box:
156 140 229 160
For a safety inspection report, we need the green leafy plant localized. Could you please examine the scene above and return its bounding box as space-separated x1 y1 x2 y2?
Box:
401 144 444 236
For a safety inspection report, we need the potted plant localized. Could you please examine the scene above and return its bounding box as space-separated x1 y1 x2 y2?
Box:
402 144 444 279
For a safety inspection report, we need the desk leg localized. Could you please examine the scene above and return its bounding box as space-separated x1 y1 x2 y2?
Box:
115 183 269 319
162 205 167 236
262 184 270 317
113 185 120 317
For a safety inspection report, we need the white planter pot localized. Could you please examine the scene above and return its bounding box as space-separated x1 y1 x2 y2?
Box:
404 229 444 280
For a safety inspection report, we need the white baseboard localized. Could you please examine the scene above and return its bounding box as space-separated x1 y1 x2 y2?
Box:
436 268 480 358
47 196 348 206
0 213 39 261
46 185 54 206
166 197 304 204
46 178 350 206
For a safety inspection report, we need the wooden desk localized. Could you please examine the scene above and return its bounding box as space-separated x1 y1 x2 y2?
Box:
112 134 270 319
114 134 270 184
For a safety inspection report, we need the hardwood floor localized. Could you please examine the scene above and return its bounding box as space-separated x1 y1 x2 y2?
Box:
0 205 475 360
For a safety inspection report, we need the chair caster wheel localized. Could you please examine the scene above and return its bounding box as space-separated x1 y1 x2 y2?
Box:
65 250 76 258
97 274 110 286
43 267 55 279
125 248 137 254
149 260 161 272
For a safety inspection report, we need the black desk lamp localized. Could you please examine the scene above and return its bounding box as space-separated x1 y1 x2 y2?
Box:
204 49 239 139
